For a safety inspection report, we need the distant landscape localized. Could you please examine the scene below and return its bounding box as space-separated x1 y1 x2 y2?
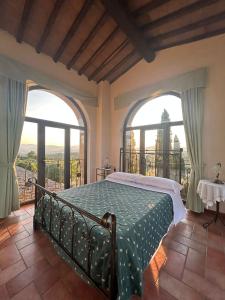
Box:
17 144 83 188
18 144 79 155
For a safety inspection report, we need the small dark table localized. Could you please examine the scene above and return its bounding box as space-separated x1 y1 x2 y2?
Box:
203 201 225 228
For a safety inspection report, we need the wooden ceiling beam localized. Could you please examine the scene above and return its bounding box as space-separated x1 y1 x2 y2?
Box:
53 0 92 62
36 0 64 53
102 0 155 62
155 27 225 51
142 0 217 31
97 49 138 83
16 0 34 43
88 39 129 81
67 12 108 70
109 55 141 83
153 10 225 42
132 0 170 17
78 26 120 75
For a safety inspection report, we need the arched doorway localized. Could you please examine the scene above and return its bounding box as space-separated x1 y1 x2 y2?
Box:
17 88 87 203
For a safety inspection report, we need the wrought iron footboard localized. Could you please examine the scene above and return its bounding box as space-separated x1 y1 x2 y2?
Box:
26 178 117 300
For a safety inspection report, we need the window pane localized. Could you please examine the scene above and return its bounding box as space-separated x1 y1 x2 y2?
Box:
170 125 190 189
131 95 182 126
16 122 37 203
124 130 140 173
125 130 140 151
26 90 79 126
145 129 164 177
70 129 85 187
45 127 64 192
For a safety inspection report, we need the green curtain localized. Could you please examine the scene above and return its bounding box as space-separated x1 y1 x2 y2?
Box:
181 87 204 213
0 76 27 218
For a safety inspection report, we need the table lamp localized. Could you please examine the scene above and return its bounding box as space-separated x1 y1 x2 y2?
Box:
103 157 111 169
213 162 224 184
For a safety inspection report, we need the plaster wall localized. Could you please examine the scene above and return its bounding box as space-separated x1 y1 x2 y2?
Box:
96 81 111 169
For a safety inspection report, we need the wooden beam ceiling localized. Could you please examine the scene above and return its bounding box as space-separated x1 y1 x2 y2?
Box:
67 12 108 70
102 0 155 63
1 0 224 84
156 27 225 51
78 26 120 75
53 0 92 62
142 0 217 31
153 10 225 42
110 55 142 83
97 49 137 82
16 0 34 43
36 0 64 53
88 39 129 80
132 0 170 17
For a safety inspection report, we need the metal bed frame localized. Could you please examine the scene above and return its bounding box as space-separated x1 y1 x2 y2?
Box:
27 178 117 300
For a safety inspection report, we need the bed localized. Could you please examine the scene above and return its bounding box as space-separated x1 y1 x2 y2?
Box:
30 172 186 300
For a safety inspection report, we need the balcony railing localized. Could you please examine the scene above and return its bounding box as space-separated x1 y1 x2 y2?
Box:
119 148 191 198
16 159 84 204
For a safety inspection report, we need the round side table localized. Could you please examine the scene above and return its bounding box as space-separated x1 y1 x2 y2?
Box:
197 179 225 228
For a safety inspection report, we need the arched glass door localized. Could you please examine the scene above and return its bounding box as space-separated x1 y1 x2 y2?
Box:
122 94 190 188
17 88 87 203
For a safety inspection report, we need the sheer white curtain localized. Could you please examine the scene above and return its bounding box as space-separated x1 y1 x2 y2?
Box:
0 75 27 218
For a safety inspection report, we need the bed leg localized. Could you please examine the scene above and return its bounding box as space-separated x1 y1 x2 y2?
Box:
110 214 117 300
33 217 39 231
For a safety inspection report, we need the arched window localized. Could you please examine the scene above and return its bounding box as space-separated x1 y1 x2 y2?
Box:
17 88 87 203
122 94 190 185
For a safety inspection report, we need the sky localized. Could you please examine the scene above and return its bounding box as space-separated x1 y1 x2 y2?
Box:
21 92 186 150
131 95 186 149
21 90 80 146
26 90 79 125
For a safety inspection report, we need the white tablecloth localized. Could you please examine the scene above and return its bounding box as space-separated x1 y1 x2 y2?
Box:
197 179 225 207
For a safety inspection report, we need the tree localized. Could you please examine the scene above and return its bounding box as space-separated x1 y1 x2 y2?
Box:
155 109 172 151
173 134 180 151
155 109 172 177
27 151 36 159
126 131 138 173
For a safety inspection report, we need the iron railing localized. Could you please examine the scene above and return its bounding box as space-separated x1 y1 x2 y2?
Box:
120 148 191 196
16 159 84 204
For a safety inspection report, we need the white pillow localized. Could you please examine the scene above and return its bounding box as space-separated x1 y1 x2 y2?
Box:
136 176 183 194
106 172 143 183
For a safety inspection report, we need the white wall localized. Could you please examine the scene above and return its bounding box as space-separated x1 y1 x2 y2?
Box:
95 81 111 168
0 30 97 97
110 33 225 211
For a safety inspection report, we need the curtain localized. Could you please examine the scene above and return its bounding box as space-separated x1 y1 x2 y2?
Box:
0 76 27 218
181 87 204 213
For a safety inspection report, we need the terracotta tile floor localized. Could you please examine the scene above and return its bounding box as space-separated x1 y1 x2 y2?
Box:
0 204 225 300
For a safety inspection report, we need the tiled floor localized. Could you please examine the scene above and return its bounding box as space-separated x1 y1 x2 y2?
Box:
0 205 225 300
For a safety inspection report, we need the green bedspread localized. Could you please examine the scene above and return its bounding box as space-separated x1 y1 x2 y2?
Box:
35 180 173 300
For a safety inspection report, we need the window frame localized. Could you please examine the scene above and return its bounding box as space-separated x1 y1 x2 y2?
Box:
25 86 87 186
122 92 184 178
